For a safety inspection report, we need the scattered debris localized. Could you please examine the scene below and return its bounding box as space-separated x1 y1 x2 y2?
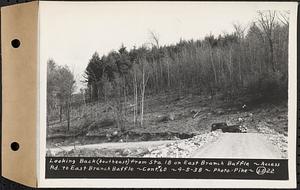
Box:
210 122 247 133
192 111 199 119
223 125 244 133
211 122 227 131
157 113 176 122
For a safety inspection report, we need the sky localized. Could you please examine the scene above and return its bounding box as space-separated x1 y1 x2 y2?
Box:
39 2 289 91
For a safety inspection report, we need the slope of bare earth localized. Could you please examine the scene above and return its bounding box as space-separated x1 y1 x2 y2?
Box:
46 92 288 158
47 92 287 146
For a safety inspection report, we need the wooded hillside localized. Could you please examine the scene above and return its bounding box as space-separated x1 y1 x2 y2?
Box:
47 11 289 131
83 11 288 101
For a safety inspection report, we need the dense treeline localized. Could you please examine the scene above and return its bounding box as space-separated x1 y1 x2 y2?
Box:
47 59 75 128
83 11 289 103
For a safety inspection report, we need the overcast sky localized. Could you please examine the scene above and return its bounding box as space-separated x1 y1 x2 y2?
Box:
39 2 289 91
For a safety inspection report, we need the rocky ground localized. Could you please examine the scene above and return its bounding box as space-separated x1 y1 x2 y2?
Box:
256 123 288 158
143 131 221 158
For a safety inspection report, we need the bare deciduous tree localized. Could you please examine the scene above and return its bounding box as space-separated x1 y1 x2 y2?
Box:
257 10 277 72
149 30 160 48
277 10 289 27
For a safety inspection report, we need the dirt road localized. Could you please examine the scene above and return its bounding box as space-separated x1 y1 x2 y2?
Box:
192 132 282 159
48 131 284 159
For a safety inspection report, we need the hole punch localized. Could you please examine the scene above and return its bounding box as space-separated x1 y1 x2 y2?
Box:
11 39 20 48
10 142 19 151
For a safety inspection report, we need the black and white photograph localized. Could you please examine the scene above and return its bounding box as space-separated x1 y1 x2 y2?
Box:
43 2 292 160
36 2 298 188
0 1 296 188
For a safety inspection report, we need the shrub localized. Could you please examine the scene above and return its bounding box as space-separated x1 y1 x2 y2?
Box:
246 71 287 103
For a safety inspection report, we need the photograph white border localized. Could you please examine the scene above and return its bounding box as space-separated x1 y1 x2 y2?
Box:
37 2 298 188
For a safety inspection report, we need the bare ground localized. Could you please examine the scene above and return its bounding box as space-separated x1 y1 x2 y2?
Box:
47 92 288 158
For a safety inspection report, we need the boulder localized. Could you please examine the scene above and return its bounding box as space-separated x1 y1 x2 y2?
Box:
112 131 118 136
157 115 169 122
95 119 115 129
157 113 176 122
169 113 175 121
211 122 227 131
122 149 131 156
